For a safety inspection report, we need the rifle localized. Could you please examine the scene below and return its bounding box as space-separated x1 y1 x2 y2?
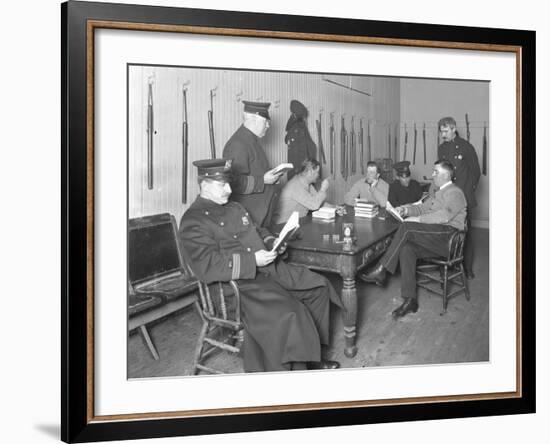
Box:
387 124 391 159
413 122 417 165
181 87 188 203
482 122 487 175
146 82 154 190
359 118 364 175
329 113 335 177
340 116 347 180
403 123 408 161
394 122 398 163
207 88 216 158
465 113 471 142
422 122 427 164
350 116 356 174
367 120 372 162
316 114 327 164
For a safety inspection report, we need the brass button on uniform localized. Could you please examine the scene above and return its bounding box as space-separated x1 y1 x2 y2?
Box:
246 247 251 252
220 221 225 226
233 234 238 239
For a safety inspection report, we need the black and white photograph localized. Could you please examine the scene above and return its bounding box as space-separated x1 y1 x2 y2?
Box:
127 65 489 378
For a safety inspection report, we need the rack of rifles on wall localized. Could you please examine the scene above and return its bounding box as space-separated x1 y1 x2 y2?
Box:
144 79 488 201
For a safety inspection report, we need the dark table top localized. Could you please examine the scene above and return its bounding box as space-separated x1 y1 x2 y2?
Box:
274 206 399 256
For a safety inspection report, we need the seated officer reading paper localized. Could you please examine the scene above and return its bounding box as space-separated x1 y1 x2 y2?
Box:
179 159 343 372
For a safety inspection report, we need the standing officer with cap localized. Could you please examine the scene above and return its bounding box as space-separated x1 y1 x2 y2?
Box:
437 116 481 279
223 100 284 228
285 99 317 180
388 161 423 207
179 158 342 373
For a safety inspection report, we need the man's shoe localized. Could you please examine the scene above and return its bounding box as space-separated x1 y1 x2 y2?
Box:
359 264 387 286
307 360 341 370
465 269 475 280
391 298 419 319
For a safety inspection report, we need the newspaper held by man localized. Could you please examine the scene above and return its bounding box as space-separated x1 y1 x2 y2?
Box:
272 211 300 252
385 201 404 223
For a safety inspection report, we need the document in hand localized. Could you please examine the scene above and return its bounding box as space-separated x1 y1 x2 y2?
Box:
269 163 294 175
385 201 404 223
272 211 300 252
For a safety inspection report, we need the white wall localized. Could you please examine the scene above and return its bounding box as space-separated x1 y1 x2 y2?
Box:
1 1 547 444
400 78 490 225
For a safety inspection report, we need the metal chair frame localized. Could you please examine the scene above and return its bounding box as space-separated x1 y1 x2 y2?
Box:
192 280 244 375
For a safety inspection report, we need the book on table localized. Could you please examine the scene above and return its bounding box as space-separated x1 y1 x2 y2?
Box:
354 199 379 218
312 204 336 220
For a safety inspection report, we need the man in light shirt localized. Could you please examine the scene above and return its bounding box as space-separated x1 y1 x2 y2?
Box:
274 158 329 224
343 161 389 207
359 160 467 319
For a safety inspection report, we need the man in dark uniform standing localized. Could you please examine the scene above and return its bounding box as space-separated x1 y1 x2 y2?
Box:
388 161 424 207
179 159 342 373
285 99 317 180
223 101 284 228
437 116 481 279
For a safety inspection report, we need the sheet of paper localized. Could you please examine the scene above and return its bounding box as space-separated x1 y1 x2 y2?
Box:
272 211 299 251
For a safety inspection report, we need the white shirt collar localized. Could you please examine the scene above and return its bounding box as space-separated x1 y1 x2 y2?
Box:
439 181 452 190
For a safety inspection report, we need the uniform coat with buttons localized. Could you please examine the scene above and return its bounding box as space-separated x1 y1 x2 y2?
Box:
223 125 279 227
388 179 424 207
438 134 481 274
438 135 481 209
179 196 342 372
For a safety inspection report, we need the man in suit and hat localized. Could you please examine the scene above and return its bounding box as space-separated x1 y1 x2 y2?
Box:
223 100 285 228
285 99 317 180
388 161 424 207
179 158 342 373
437 116 481 279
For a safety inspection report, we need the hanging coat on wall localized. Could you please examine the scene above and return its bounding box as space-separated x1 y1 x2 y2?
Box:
285 100 317 180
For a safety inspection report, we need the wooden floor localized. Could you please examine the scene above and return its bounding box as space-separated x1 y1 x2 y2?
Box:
128 227 489 378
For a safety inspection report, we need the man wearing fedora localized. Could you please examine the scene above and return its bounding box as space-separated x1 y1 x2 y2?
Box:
388 160 424 207
223 101 283 228
179 158 342 373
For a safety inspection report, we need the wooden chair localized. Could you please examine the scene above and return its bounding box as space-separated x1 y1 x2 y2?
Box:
416 228 470 314
192 280 244 375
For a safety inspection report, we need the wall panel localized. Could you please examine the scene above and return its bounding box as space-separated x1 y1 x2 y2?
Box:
128 66 401 223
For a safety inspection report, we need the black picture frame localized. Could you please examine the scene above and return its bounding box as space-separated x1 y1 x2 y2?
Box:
61 1 536 442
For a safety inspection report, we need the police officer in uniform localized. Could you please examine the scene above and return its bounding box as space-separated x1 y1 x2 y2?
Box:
388 161 423 207
179 159 342 373
285 99 317 180
437 116 481 279
223 101 283 228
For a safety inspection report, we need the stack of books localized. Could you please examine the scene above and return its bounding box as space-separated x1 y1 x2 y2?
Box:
354 199 379 218
312 205 336 220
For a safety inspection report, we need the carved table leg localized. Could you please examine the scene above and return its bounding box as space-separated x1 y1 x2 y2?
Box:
341 274 358 358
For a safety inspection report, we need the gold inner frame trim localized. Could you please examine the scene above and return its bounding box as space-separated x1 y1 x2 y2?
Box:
85 19 523 423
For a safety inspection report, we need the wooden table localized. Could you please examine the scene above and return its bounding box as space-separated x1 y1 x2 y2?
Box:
280 208 399 358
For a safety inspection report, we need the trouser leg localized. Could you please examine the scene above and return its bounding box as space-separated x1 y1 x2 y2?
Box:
400 243 436 300
380 222 456 273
